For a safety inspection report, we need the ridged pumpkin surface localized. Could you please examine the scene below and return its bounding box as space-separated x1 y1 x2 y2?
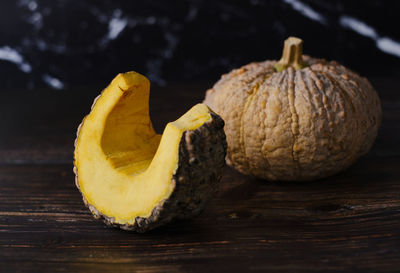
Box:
204 54 381 181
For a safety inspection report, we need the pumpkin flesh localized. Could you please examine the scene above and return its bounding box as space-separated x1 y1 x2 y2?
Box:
75 72 211 225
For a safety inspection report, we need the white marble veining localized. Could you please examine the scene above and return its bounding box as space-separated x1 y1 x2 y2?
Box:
283 0 327 24
377 37 400 58
18 0 43 30
93 7 179 84
0 1 398 90
340 15 400 58
0 46 32 73
42 74 64 90
340 16 378 39
106 9 128 41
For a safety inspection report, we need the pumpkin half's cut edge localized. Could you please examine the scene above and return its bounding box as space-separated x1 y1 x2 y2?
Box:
73 71 227 231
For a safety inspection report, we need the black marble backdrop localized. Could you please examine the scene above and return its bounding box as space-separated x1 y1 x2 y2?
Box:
0 0 399 89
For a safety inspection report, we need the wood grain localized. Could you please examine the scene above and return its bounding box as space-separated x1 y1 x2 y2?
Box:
0 78 399 272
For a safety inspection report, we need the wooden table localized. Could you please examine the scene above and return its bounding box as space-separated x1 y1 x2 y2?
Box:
1 78 399 272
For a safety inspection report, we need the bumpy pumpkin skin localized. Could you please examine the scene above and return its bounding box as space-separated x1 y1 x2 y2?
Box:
74 111 226 232
204 56 381 181
74 71 227 233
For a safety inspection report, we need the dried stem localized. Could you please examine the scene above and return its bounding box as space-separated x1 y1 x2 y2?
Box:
274 37 307 72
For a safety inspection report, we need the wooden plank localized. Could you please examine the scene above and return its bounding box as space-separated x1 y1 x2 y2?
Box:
0 157 399 272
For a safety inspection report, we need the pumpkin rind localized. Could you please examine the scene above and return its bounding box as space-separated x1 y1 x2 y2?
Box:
74 113 226 232
74 72 227 232
204 54 381 181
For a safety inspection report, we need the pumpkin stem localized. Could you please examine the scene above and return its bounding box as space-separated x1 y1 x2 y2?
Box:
274 37 307 72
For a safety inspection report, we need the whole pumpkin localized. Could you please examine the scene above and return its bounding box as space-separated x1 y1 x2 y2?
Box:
204 37 381 181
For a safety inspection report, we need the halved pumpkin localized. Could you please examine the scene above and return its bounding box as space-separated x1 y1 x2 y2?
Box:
73 71 227 232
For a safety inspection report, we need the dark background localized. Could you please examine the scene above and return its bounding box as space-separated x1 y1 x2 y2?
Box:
1 0 400 90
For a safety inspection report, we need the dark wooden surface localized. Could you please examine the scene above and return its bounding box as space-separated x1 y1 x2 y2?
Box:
0 78 399 272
